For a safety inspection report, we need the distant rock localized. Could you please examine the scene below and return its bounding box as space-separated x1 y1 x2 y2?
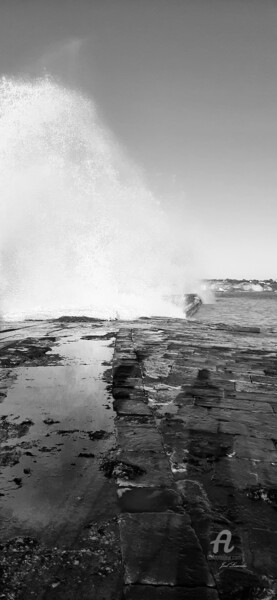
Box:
184 294 203 317
207 278 277 294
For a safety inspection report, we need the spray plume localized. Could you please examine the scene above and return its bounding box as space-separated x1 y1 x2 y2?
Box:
0 76 197 320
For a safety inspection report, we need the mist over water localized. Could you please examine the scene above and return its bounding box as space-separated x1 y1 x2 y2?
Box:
0 76 199 320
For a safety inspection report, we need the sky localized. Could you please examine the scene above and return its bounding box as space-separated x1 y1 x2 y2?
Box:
1 0 277 279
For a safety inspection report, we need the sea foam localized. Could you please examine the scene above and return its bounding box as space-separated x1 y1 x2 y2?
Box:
0 76 198 320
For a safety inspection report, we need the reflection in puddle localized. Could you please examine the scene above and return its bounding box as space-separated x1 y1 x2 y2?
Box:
0 336 117 545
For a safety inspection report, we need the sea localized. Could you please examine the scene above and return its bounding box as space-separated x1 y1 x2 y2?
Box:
0 292 276 334
196 292 277 333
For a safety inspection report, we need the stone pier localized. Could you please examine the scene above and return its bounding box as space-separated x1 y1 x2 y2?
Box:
111 319 277 599
0 317 277 598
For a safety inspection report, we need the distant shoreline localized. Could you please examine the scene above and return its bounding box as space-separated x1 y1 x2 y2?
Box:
206 278 277 294
214 290 277 298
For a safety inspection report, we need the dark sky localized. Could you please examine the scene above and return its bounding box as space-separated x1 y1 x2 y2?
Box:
1 0 277 278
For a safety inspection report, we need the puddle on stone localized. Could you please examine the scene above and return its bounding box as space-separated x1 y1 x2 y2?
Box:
0 335 117 544
117 486 182 512
48 333 115 365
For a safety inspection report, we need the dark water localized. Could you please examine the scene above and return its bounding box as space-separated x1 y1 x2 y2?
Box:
0 331 118 544
197 292 277 332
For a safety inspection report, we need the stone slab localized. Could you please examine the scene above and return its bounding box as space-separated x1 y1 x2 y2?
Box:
119 513 214 587
234 392 277 404
211 457 259 489
113 353 137 361
159 422 233 461
195 397 273 412
210 408 277 428
123 586 219 599
233 436 277 461
112 387 146 401
116 415 156 427
147 385 183 404
236 380 276 394
113 398 152 417
254 462 277 487
113 378 143 388
218 421 249 436
116 423 164 453
117 487 182 513
176 480 212 555
116 450 174 488
160 410 219 435
248 529 277 578
215 567 274 600
245 424 277 440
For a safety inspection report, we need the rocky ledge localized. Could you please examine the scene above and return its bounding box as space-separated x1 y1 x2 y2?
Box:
0 317 277 599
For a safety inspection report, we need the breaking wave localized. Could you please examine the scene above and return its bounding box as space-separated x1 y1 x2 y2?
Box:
0 76 198 320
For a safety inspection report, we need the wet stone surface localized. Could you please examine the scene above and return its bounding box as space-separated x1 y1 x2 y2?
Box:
112 319 277 599
111 449 174 488
0 519 122 600
0 336 61 368
123 586 219 600
119 512 213 587
113 398 152 416
1 316 277 598
117 487 182 513
0 321 123 599
100 453 146 481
